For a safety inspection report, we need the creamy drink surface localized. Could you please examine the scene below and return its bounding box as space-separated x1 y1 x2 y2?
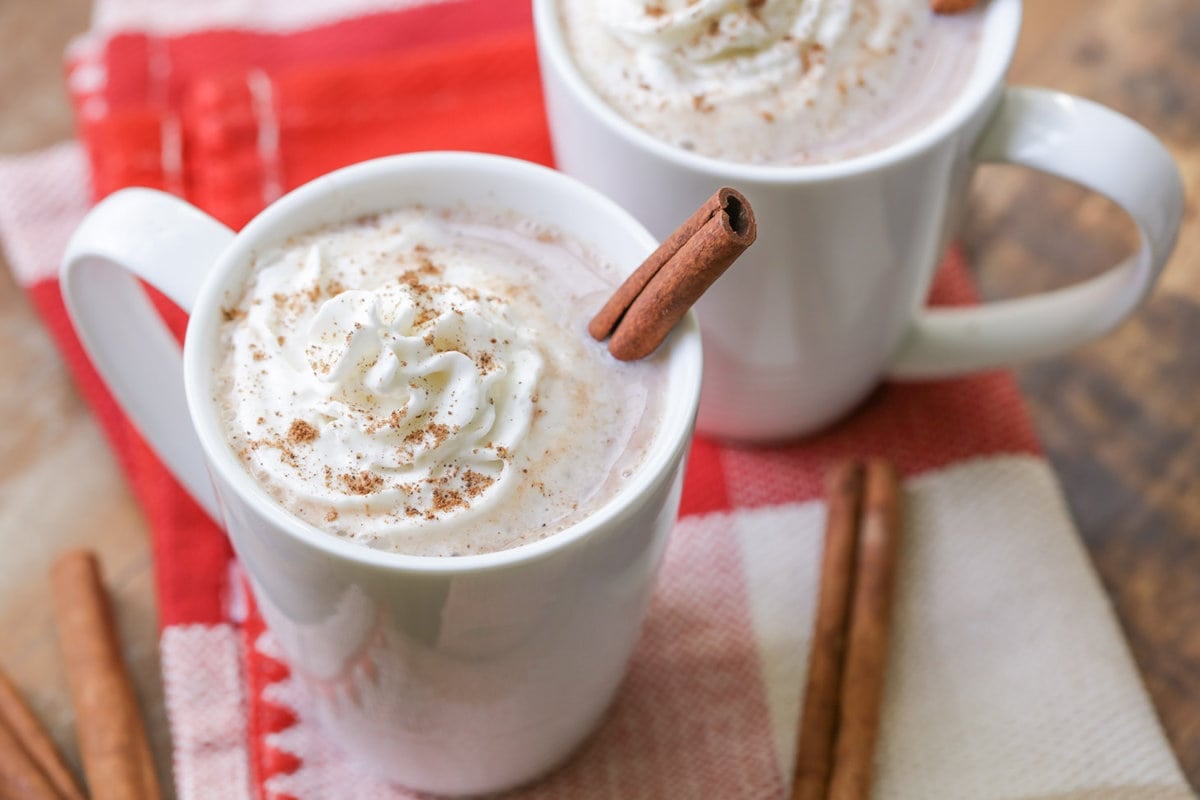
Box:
215 208 663 556
557 0 984 166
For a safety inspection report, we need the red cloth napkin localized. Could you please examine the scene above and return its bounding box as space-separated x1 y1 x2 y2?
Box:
0 0 1183 797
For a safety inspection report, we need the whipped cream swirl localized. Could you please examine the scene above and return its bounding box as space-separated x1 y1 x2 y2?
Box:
224 232 542 520
599 0 902 88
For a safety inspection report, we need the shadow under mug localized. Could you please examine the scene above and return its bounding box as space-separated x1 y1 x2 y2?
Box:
534 0 1185 441
59 153 703 796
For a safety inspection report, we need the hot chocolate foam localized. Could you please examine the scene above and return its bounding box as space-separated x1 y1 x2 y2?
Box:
215 208 663 556
559 0 984 165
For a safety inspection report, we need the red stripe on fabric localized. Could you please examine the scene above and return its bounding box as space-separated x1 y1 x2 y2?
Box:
927 245 983 306
272 30 552 185
182 29 551 228
88 0 530 113
679 436 731 517
76 109 169 201
27 279 233 626
80 32 551 215
241 595 299 800
262 748 302 780
70 0 532 200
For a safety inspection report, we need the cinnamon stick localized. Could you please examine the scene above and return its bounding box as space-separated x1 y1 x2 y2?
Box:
827 460 903 800
0 717 61 800
51 550 161 800
0 669 84 800
792 461 864 800
590 187 756 361
930 0 979 13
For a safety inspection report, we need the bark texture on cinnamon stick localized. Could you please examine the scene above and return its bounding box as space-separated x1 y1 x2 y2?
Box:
51 550 162 800
0 718 63 800
0 668 84 800
792 462 864 800
931 0 979 13
590 187 756 361
827 460 903 800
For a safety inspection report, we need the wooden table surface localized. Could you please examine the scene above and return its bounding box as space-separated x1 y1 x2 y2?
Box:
1 1 1197 797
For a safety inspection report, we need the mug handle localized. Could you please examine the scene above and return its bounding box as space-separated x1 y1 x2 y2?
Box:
60 188 236 520
887 86 1184 377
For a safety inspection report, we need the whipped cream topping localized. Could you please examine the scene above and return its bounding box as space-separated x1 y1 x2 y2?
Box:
599 0 898 81
559 0 983 165
216 208 663 555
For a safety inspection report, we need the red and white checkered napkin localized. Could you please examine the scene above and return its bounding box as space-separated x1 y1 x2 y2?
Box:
0 1 1191 797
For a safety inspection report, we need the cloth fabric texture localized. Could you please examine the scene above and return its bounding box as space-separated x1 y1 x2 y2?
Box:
0 1 1192 797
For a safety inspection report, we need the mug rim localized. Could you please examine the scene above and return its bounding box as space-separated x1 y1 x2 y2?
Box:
532 0 1023 182
182 152 703 575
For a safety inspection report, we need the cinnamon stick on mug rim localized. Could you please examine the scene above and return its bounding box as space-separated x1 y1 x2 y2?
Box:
590 187 756 361
791 461 864 800
827 460 903 800
0 668 86 800
51 550 162 800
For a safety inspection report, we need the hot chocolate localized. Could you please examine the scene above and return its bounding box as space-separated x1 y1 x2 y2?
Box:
214 206 664 556
557 0 984 165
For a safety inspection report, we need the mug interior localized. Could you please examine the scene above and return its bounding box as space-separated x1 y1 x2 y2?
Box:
533 0 1023 182
183 152 703 573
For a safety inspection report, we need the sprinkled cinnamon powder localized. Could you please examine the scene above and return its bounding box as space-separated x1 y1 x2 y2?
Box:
427 423 452 446
398 271 434 292
288 419 318 444
366 408 409 435
340 471 384 495
432 487 467 513
462 470 495 499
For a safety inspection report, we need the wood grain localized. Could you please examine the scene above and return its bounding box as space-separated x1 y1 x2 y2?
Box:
0 0 1196 796
965 0 1200 784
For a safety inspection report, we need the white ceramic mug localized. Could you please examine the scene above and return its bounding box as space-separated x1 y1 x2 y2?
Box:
534 0 1185 441
60 153 702 796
